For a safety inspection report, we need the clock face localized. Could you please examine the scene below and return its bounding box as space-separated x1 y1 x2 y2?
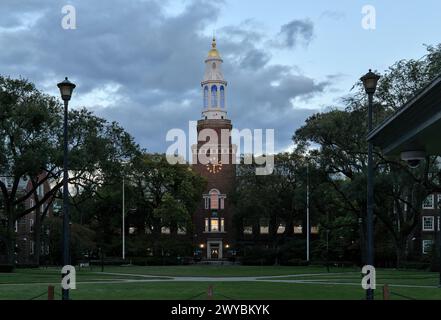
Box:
206 157 223 174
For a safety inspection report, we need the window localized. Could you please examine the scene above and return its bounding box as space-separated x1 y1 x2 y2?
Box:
178 227 187 235
203 86 209 108
423 195 435 209
210 219 219 232
220 86 225 108
14 221 18 233
438 194 441 208
205 218 209 232
439 217 440 232
38 185 43 198
30 219 34 233
311 226 319 234
422 240 433 254
207 189 224 210
220 218 225 232
277 223 286 234
30 241 35 255
423 216 434 231
243 226 253 235
210 191 219 210
161 227 171 234
260 219 269 234
211 85 218 107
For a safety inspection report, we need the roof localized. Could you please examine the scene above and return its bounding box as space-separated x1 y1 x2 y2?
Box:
367 74 441 156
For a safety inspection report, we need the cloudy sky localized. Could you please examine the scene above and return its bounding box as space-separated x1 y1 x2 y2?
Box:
1 0 441 155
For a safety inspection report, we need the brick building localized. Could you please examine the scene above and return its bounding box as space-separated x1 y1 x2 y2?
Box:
191 38 237 260
420 193 441 256
0 175 53 266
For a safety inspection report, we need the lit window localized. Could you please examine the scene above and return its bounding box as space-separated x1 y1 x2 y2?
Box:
423 216 434 231
243 226 253 235
205 218 209 232
161 227 171 234
423 195 435 209
277 223 286 234
422 240 433 254
15 221 18 233
129 227 136 234
294 225 303 234
260 219 269 234
211 219 219 232
178 227 187 235
220 218 225 232
311 226 319 234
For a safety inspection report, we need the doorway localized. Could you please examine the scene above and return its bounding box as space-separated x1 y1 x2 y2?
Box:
207 241 223 260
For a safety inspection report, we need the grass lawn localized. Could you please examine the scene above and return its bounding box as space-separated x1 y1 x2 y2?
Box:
0 265 440 300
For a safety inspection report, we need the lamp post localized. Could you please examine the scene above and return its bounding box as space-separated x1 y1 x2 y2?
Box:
57 77 76 301
122 175 125 261
438 200 441 288
306 162 310 262
361 69 380 300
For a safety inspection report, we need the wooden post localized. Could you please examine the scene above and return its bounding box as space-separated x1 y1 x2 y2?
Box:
48 285 54 300
207 285 213 300
383 284 390 300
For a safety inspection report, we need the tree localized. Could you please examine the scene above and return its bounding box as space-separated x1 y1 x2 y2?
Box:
293 44 441 266
0 75 140 266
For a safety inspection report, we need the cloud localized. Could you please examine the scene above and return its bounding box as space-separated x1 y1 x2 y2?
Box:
0 0 327 154
276 19 314 49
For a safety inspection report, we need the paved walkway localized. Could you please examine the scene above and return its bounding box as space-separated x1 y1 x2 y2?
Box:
0 271 438 289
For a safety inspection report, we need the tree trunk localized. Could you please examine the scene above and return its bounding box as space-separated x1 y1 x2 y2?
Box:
6 210 15 266
394 238 406 269
33 216 41 266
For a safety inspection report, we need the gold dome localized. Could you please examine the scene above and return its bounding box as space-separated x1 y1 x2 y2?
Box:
208 37 220 58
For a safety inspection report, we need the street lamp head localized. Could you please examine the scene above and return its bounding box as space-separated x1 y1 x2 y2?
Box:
361 69 381 95
57 77 76 101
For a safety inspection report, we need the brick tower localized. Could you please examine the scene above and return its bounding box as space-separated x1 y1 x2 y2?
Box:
192 38 236 260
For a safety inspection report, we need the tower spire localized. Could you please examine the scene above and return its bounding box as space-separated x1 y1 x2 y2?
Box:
201 38 228 120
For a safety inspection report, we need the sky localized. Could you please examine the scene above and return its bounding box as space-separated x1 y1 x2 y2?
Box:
1 0 441 155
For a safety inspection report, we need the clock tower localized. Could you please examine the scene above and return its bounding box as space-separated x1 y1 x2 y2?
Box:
192 38 236 261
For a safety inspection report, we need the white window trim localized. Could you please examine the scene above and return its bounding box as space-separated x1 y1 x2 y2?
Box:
423 195 435 209
423 216 435 232
422 240 433 254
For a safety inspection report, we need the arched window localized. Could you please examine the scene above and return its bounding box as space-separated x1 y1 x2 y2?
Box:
209 189 220 210
211 85 218 107
203 86 209 108
220 86 225 108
